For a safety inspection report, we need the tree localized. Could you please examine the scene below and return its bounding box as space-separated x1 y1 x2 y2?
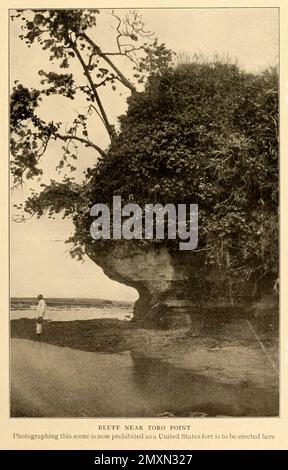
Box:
10 10 278 297
10 9 174 186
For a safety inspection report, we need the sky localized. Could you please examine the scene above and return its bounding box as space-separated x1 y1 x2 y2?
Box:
10 8 278 300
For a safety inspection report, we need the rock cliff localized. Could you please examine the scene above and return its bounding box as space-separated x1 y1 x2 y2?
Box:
86 241 277 328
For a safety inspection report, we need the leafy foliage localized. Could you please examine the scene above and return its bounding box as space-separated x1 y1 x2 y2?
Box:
10 10 278 296
79 61 278 294
10 9 174 186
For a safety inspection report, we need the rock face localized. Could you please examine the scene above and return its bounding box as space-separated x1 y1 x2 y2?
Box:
86 242 277 329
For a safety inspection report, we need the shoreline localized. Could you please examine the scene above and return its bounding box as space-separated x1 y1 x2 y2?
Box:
11 317 279 382
11 318 279 417
11 318 134 353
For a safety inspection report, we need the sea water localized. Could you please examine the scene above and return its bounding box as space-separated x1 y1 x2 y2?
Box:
10 297 134 322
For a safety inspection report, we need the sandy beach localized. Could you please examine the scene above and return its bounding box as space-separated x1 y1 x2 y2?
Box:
11 317 279 417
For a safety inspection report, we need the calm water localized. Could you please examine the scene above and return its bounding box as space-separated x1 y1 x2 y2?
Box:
11 338 278 418
10 298 279 418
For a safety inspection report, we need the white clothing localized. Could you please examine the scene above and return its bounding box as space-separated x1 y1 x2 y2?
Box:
36 299 46 318
36 299 46 335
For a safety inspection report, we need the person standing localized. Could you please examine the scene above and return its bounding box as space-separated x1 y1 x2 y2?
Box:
36 294 46 336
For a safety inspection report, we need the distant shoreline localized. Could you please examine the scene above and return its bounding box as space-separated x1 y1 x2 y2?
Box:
10 297 134 310
10 297 134 307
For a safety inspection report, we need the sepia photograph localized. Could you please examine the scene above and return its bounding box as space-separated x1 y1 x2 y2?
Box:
9 7 279 418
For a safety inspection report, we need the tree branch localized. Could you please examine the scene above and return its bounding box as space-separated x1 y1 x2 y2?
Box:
79 32 137 93
55 133 106 157
68 39 116 140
